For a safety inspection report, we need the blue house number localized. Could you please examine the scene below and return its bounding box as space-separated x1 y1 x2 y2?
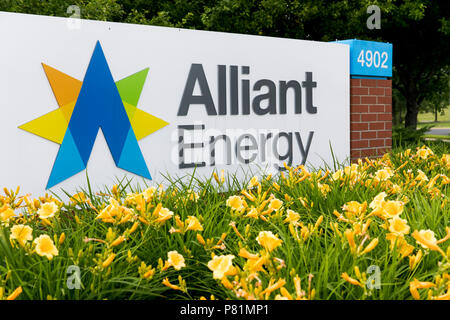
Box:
357 49 389 69
335 39 393 78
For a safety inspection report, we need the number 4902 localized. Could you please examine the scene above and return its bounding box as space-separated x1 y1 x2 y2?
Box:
357 50 388 69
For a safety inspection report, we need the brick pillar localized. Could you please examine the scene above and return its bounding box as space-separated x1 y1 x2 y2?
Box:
350 78 392 161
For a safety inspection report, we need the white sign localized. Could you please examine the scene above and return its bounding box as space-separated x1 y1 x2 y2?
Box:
0 12 349 196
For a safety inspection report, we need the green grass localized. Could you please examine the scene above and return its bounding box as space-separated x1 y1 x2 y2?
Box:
424 134 450 140
0 141 449 300
418 106 450 128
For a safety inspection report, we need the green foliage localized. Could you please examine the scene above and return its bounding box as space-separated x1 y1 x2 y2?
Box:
420 68 450 120
1 1 449 132
1 0 124 21
79 0 124 21
392 124 433 147
380 0 450 128
0 144 449 300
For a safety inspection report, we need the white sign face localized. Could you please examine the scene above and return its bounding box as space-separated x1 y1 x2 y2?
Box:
0 12 349 196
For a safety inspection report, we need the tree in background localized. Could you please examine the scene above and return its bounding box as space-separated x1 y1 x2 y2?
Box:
0 0 124 21
197 0 450 129
375 0 450 129
1 0 449 129
419 68 450 123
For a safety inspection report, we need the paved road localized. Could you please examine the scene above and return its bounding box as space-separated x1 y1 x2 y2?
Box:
426 128 450 136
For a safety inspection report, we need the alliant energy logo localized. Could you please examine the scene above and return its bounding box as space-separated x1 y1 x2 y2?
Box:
1 13 349 195
174 64 317 171
19 41 168 188
20 42 321 189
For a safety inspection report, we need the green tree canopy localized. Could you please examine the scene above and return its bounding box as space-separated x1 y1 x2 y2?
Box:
1 0 449 129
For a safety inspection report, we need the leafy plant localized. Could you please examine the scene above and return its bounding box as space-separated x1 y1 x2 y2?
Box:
392 124 434 147
0 143 448 300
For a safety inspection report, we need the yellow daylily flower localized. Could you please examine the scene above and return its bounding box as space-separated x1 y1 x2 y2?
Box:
409 278 435 300
416 146 433 160
268 198 283 212
318 183 331 196
332 169 343 181
167 250 186 270
283 209 300 224
10 224 33 246
342 201 367 218
37 201 59 219
185 216 203 231
415 169 429 182
374 167 393 181
386 233 414 258
373 200 404 219
256 231 283 252
207 254 235 280
33 234 59 260
155 207 174 223
369 192 387 210
245 207 259 219
96 206 115 223
142 187 157 202
245 255 267 273
0 207 15 224
388 216 410 236
226 195 245 212
412 230 444 256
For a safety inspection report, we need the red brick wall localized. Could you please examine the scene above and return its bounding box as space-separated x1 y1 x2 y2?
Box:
350 78 392 161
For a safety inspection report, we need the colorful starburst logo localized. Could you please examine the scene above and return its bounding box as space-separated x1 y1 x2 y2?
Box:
19 41 169 189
